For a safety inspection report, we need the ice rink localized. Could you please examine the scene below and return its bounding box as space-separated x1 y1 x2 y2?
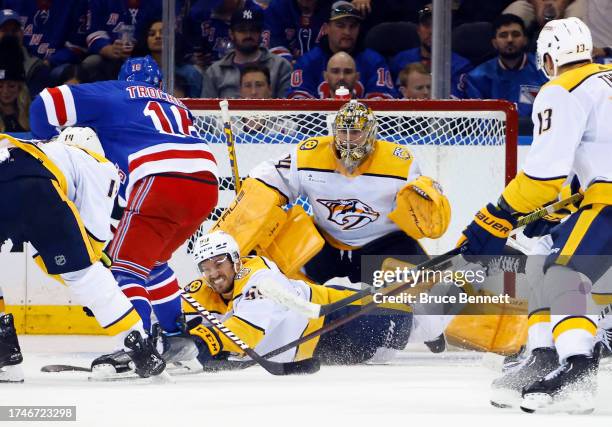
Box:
1 336 611 427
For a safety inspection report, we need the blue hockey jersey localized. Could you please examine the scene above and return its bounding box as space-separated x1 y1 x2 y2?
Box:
85 0 163 54
29 81 218 202
185 0 264 64
390 48 472 98
263 0 328 62
287 43 396 99
463 54 547 117
4 0 88 66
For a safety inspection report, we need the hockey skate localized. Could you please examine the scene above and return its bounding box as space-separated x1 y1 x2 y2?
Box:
520 343 602 414
489 347 558 409
0 313 24 383
90 349 134 378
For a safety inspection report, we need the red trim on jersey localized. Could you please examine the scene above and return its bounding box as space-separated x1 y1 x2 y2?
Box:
128 149 217 173
122 285 150 300
47 87 68 126
148 280 179 302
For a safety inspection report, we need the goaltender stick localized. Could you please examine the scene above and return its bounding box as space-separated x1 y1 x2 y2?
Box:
180 231 413 367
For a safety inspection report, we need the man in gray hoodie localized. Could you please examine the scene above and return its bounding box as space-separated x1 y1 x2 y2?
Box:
201 5 291 99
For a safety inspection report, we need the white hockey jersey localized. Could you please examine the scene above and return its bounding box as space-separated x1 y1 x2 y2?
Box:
249 136 421 248
183 255 355 362
503 63 612 212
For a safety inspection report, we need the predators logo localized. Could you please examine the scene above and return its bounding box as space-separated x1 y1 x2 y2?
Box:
317 198 380 230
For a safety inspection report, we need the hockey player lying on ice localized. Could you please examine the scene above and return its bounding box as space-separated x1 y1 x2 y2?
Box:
177 231 413 367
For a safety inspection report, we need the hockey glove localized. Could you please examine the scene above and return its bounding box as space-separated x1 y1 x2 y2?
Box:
458 203 516 256
187 322 224 365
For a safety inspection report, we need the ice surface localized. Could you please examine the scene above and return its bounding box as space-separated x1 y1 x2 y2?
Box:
1 336 610 427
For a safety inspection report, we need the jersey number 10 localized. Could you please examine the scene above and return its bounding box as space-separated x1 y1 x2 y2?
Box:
144 101 196 137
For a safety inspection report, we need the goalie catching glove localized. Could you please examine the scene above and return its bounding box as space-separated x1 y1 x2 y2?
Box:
459 203 517 255
388 176 451 239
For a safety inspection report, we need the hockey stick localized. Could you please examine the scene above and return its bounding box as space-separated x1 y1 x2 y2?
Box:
259 193 585 319
180 291 319 375
219 100 241 193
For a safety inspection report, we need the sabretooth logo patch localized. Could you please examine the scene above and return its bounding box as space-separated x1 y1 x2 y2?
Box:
317 198 380 230
475 210 511 235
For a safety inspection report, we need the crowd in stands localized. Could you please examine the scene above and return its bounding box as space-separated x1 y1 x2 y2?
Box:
1 0 611 134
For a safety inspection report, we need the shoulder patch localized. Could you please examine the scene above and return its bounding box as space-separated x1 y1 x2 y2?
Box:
300 139 319 150
186 279 204 293
392 147 411 160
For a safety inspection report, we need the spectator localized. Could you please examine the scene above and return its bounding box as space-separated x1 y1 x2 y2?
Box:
57 64 91 85
390 4 472 98
503 0 585 29
201 5 291 98
288 1 395 99
323 51 359 98
264 0 331 63
463 14 546 118
0 36 30 132
4 0 88 85
586 0 612 64
132 19 203 97
0 8 50 98
398 62 431 99
81 0 163 81
185 0 264 70
239 63 272 98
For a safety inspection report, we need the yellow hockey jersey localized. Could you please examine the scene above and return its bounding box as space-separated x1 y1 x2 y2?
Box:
249 136 421 248
183 255 355 362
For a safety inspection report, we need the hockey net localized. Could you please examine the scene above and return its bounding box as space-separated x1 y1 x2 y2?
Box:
183 99 518 256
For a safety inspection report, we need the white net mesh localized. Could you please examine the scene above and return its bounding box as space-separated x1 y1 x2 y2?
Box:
184 99 517 255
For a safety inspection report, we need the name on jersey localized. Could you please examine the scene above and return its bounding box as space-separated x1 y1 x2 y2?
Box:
125 85 187 110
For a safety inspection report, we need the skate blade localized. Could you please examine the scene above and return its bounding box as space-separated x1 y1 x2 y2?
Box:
521 391 595 414
0 364 24 383
489 387 520 409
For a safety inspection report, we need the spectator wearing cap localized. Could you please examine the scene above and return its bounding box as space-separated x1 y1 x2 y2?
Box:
462 14 546 118
4 0 88 85
287 0 395 99
201 5 291 98
390 4 472 98
0 36 30 132
184 0 264 70
398 62 431 99
323 51 359 98
263 0 331 63
0 8 50 98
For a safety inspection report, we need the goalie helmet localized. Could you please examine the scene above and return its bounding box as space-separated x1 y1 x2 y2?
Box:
192 231 241 269
536 17 592 79
332 101 377 172
56 127 105 157
118 55 163 88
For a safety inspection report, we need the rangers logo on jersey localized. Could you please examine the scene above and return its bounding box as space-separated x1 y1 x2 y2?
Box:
317 198 380 230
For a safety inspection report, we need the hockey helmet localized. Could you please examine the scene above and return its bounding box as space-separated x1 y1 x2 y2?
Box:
192 231 241 272
118 55 163 88
332 100 377 172
536 17 592 79
56 127 105 157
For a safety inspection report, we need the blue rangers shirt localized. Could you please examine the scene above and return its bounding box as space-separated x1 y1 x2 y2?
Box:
29 81 218 203
390 47 472 98
85 0 162 54
463 53 547 117
4 0 88 66
263 0 328 62
288 39 396 99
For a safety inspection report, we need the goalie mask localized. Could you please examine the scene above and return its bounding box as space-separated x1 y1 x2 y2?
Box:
332 101 377 172
192 231 242 278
